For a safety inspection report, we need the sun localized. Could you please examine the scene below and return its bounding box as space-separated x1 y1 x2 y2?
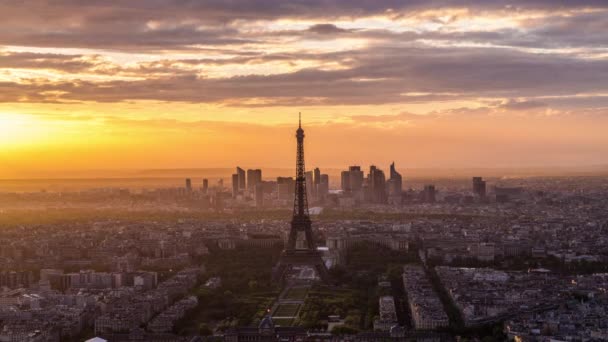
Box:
0 113 47 147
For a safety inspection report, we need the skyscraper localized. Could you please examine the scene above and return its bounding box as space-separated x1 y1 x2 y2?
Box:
277 177 295 201
236 167 246 191
387 162 403 204
247 169 262 193
423 185 436 203
313 167 321 199
305 171 314 202
255 183 264 208
202 179 209 194
317 174 329 200
368 165 387 204
232 174 239 198
349 166 364 192
341 170 351 192
473 177 486 198
185 178 192 192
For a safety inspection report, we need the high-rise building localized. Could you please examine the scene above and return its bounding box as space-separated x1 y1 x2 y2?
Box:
277 177 295 201
473 177 486 198
341 170 351 192
202 179 209 194
387 162 403 204
317 174 329 200
423 185 436 203
255 183 264 208
313 167 321 198
349 166 364 192
185 178 192 192
236 167 246 190
368 165 387 204
247 169 262 193
231 174 239 198
305 170 314 201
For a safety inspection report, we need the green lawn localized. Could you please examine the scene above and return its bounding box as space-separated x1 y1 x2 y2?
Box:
273 304 301 317
284 287 309 300
272 318 294 326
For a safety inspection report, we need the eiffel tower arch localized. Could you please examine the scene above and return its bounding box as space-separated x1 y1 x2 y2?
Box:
272 113 329 283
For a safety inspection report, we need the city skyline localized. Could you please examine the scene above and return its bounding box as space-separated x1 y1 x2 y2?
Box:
2 3 608 340
2 1 608 177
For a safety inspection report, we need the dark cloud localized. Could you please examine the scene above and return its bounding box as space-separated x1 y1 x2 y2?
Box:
0 1 607 51
2 44 607 106
307 24 349 35
1 1 608 108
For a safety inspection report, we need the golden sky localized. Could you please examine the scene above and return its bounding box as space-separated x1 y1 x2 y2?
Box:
1 1 608 177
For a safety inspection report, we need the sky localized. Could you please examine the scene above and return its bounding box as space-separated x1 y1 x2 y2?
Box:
1 0 608 178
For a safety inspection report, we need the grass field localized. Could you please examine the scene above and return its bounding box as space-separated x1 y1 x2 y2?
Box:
273 303 301 317
272 318 294 326
284 287 309 300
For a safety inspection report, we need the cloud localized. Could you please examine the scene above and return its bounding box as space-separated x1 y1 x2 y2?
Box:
499 99 548 110
307 24 350 35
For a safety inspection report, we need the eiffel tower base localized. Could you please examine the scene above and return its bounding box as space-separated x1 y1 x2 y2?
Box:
272 249 329 283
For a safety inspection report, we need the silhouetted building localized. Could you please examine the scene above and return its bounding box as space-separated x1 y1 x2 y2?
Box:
313 167 321 197
232 174 239 198
473 177 486 198
349 166 364 192
185 178 192 192
341 170 351 192
387 162 403 204
202 179 209 194
255 183 264 208
305 170 314 201
317 173 329 200
247 169 262 193
368 165 387 204
423 184 436 203
236 167 246 191
277 177 295 201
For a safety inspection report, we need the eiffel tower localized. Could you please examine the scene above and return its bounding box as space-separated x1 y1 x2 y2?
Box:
272 113 329 283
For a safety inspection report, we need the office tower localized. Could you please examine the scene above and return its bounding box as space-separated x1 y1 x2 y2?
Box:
423 185 436 203
236 167 246 190
317 174 329 200
277 177 295 201
388 162 402 195
387 162 403 204
255 183 264 208
368 165 387 204
247 169 262 193
313 167 321 198
305 170 314 202
185 178 192 192
341 170 351 192
473 177 486 198
273 114 329 283
202 179 209 194
349 166 364 192
232 174 239 198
